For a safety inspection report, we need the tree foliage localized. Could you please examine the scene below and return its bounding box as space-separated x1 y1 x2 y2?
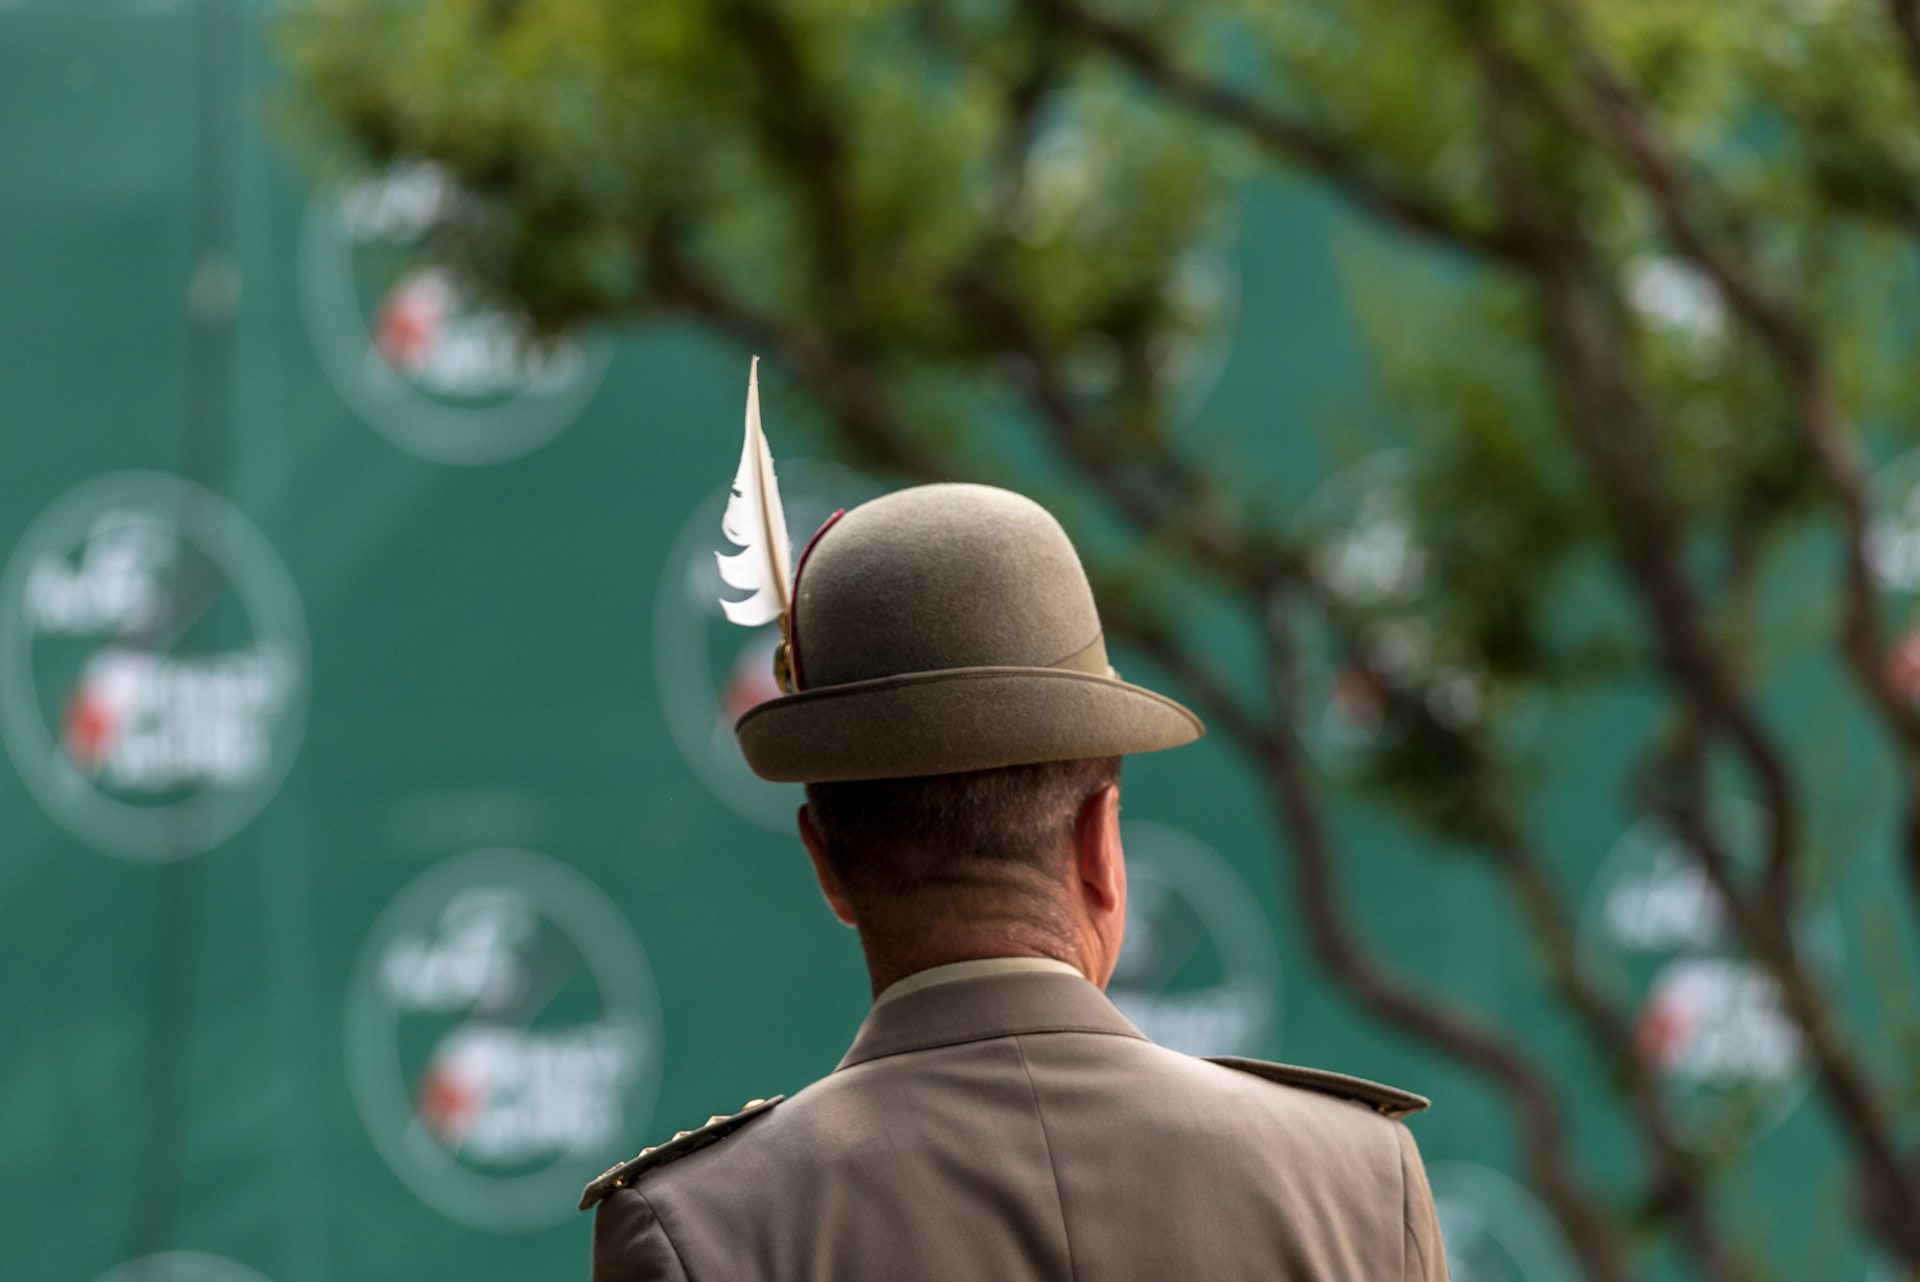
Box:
285 1 1920 1277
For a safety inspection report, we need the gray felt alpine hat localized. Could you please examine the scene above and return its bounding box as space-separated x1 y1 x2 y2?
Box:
735 483 1204 782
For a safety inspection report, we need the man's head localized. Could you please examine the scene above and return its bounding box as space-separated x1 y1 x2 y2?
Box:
798 757 1127 994
723 481 1203 994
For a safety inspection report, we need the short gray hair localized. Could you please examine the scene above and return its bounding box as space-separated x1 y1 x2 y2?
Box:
805 757 1121 902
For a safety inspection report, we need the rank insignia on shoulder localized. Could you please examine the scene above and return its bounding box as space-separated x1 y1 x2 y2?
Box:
1206 1056 1429 1119
578 1095 785 1211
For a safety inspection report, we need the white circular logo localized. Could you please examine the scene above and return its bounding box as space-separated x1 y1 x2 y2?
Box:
1577 802 1841 1148
1430 1162 1580 1282
1290 452 1534 773
92 1254 273 1282
0 472 307 861
298 161 613 465
652 462 877 832
1109 821 1282 1057
345 848 663 1230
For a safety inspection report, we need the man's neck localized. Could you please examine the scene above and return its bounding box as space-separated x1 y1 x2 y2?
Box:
857 926 1090 1002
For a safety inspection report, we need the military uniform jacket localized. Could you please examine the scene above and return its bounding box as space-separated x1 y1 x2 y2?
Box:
584 968 1448 1281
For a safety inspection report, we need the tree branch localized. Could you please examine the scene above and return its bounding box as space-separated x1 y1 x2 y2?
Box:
1664 727 1920 1266
1455 29 1920 1267
1464 778 1756 1282
1257 602 1634 1282
1549 0 1920 928
1888 0 1920 117
948 269 1297 589
1526 233 1920 1273
646 233 945 483
1024 0 1528 262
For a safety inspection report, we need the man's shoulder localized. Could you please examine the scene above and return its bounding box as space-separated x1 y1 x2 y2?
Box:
1199 1054 1430 1120
577 1061 919 1214
579 1095 785 1211
1013 1025 1429 1126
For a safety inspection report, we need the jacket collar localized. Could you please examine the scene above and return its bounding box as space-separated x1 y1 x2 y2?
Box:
836 969 1146 1071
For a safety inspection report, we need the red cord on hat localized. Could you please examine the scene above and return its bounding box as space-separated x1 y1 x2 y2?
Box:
786 509 845 691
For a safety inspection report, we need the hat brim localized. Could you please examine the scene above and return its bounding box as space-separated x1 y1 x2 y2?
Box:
734 666 1204 783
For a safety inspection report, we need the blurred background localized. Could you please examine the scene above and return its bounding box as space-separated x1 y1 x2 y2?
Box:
4 1 1920 1279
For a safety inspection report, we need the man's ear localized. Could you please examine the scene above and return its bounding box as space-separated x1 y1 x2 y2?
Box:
1072 782 1127 988
1073 783 1125 914
799 805 858 928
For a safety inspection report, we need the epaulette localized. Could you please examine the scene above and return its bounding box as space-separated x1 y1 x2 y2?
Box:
578 1095 785 1211
1206 1056 1429 1119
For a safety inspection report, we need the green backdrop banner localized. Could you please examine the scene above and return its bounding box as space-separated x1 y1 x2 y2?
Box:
0 5 1898 1281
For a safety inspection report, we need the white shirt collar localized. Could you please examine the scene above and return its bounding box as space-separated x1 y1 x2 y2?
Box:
873 956 1087 1008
